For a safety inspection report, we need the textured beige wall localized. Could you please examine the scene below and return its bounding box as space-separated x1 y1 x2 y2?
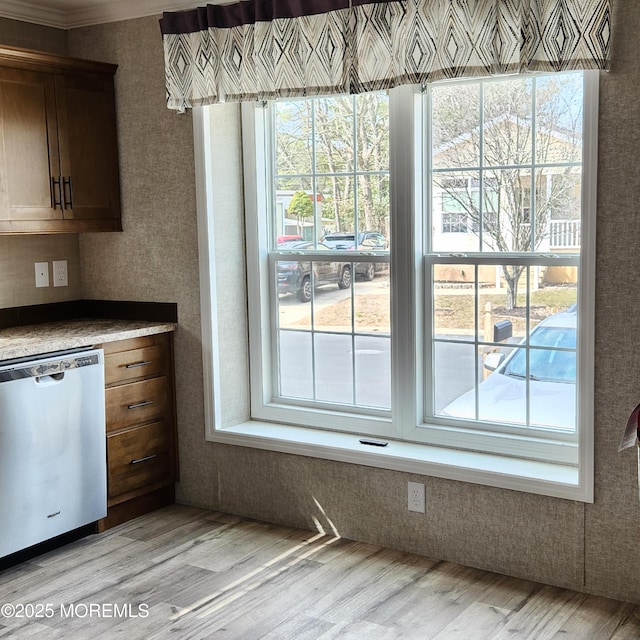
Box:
63 2 640 604
67 18 218 509
0 21 82 309
583 1 640 603
0 235 81 307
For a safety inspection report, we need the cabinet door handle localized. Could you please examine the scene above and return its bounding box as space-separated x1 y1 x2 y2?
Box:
130 454 157 465
125 361 152 369
127 400 154 410
51 176 63 210
63 176 73 209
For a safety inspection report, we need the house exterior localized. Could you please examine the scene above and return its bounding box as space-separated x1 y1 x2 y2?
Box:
432 112 582 286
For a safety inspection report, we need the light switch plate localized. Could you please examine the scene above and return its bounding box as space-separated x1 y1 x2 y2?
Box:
35 262 49 288
53 260 68 287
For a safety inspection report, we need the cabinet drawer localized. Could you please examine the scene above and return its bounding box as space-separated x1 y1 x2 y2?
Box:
107 421 172 498
104 344 168 386
105 376 169 433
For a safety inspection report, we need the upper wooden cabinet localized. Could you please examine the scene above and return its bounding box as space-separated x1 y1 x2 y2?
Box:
0 45 122 234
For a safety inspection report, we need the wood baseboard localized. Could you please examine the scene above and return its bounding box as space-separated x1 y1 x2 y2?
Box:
97 485 175 532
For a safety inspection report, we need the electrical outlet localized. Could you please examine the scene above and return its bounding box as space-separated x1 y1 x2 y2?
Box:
52 260 68 287
407 481 425 513
35 262 49 288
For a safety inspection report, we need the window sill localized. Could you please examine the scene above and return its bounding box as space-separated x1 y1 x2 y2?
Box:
207 420 591 502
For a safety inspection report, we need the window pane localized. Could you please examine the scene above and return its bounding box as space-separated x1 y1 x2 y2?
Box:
311 261 353 332
355 269 390 334
432 171 480 252
357 174 390 242
537 169 582 251
314 333 354 404
433 264 476 342
274 101 312 175
316 176 354 240
279 330 313 400
536 73 583 165
434 341 478 415
315 96 354 174
483 77 533 167
431 83 480 170
277 260 311 329
277 257 352 306
355 335 391 409
356 93 390 172
275 181 313 244
481 169 532 252
476 346 528 425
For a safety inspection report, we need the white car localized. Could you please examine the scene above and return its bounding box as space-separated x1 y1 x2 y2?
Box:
441 307 577 431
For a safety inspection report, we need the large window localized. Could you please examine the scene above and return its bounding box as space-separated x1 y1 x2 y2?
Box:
205 70 596 500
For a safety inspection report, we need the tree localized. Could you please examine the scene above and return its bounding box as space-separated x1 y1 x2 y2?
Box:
432 74 583 309
287 191 313 235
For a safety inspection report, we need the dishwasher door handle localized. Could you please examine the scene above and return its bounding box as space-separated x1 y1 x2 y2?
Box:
127 400 154 410
35 372 65 385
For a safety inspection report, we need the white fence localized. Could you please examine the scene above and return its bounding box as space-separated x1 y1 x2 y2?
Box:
550 220 581 249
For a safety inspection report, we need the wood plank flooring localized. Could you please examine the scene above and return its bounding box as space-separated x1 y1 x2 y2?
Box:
0 505 639 639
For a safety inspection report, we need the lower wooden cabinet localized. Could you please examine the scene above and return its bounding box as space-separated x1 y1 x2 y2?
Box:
97 332 178 531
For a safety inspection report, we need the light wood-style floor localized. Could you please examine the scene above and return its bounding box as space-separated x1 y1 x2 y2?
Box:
1 504 639 639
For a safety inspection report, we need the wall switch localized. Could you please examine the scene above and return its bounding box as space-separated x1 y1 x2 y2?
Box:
408 482 425 513
35 262 49 288
53 260 68 287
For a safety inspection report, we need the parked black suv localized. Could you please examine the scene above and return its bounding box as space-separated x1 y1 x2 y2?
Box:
322 231 388 280
277 241 351 302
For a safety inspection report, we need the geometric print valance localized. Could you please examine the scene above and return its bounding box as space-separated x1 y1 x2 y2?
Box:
160 0 611 113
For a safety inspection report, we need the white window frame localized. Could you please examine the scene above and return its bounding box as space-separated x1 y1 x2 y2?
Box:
194 71 598 503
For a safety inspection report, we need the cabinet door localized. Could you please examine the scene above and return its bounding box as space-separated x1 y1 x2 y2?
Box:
0 68 61 226
55 73 121 227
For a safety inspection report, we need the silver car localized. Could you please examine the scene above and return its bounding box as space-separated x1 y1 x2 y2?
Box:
441 307 577 431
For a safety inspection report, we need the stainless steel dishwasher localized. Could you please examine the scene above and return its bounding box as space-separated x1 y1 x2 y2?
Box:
0 348 106 559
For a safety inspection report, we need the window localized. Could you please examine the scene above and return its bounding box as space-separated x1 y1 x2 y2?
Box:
201 70 596 501
248 94 393 435
426 74 584 442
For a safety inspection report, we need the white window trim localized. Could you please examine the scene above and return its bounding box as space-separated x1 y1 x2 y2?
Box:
193 72 597 503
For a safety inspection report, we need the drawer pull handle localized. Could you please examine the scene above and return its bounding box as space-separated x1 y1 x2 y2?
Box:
127 400 154 410
130 454 157 465
125 361 152 369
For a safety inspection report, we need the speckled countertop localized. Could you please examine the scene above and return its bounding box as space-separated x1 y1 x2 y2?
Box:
0 319 177 361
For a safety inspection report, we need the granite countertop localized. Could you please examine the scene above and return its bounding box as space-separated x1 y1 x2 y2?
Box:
0 318 177 361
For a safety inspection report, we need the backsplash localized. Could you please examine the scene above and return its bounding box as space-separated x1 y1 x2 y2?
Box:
0 235 82 308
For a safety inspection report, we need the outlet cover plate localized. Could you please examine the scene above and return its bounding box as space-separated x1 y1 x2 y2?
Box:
53 260 68 287
35 262 49 288
408 481 425 513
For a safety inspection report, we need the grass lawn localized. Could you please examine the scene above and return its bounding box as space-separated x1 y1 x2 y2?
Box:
435 285 577 334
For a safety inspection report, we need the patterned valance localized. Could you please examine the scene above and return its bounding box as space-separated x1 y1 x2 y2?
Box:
160 0 611 112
